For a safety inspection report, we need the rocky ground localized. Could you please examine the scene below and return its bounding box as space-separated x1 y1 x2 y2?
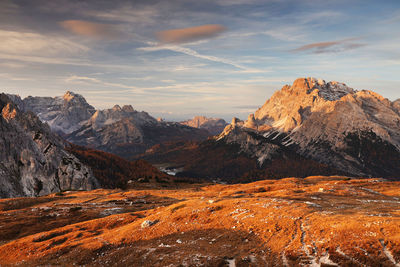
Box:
1 176 400 266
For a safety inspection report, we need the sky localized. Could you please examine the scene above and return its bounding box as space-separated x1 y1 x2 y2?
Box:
0 0 399 121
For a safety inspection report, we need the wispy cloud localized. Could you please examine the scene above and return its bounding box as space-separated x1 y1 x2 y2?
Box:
138 42 267 73
0 29 88 55
138 43 245 69
232 104 260 109
86 4 160 25
293 38 365 53
216 0 265 6
0 0 19 14
59 20 126 40
65 75 139 91
157 24 226 44
0 73 32 81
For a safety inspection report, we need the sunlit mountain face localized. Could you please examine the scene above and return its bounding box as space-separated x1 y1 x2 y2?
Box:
1 0 399 121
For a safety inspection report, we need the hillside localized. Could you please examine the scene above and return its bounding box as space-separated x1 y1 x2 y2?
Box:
0 176 400 266
66 144 200 189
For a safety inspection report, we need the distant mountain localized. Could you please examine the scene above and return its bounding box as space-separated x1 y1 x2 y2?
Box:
11 92 210 159
139 78 400 181
0 94 99 198
180 116 228 135
16 91 96 135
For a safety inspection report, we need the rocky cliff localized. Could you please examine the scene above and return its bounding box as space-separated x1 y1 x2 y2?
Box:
0 94 99 198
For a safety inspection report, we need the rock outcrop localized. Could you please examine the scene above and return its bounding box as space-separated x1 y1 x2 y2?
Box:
0 94 98 198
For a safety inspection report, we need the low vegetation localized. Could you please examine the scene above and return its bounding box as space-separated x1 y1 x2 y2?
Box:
1 176 400 266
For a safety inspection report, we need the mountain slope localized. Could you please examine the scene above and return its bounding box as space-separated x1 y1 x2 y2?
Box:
66 144 190 189
0 94 99 198
138 127 350 182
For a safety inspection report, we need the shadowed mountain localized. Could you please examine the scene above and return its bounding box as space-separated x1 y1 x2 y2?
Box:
0 94 99 198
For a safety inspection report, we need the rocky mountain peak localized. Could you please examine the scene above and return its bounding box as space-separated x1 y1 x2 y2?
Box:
250 77 362 132
112 105 122 111
122 105 135 112
290 77 355 101
63 91 75 101
21 92 96 134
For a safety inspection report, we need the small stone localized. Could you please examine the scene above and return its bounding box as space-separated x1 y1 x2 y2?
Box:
141 220 158 228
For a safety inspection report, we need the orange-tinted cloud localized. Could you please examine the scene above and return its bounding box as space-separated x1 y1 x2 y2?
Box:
157 24 226 44
294 41 340 51
60 20 124 39
293 38 365 53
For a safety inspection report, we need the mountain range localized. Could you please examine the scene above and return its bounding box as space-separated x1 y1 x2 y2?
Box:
9 92 212 159
2 77 399 196
0 93 183 198
139 78 400 181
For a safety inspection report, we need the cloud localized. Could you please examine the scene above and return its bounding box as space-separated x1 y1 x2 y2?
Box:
0 0 19 14
232 105 260 109
138 43 269 73
216 0 272 6
59 20 125 40
65 75 139 91
293 38 365 53
0 29 88 56
157 24 226 44
138 43 245 69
